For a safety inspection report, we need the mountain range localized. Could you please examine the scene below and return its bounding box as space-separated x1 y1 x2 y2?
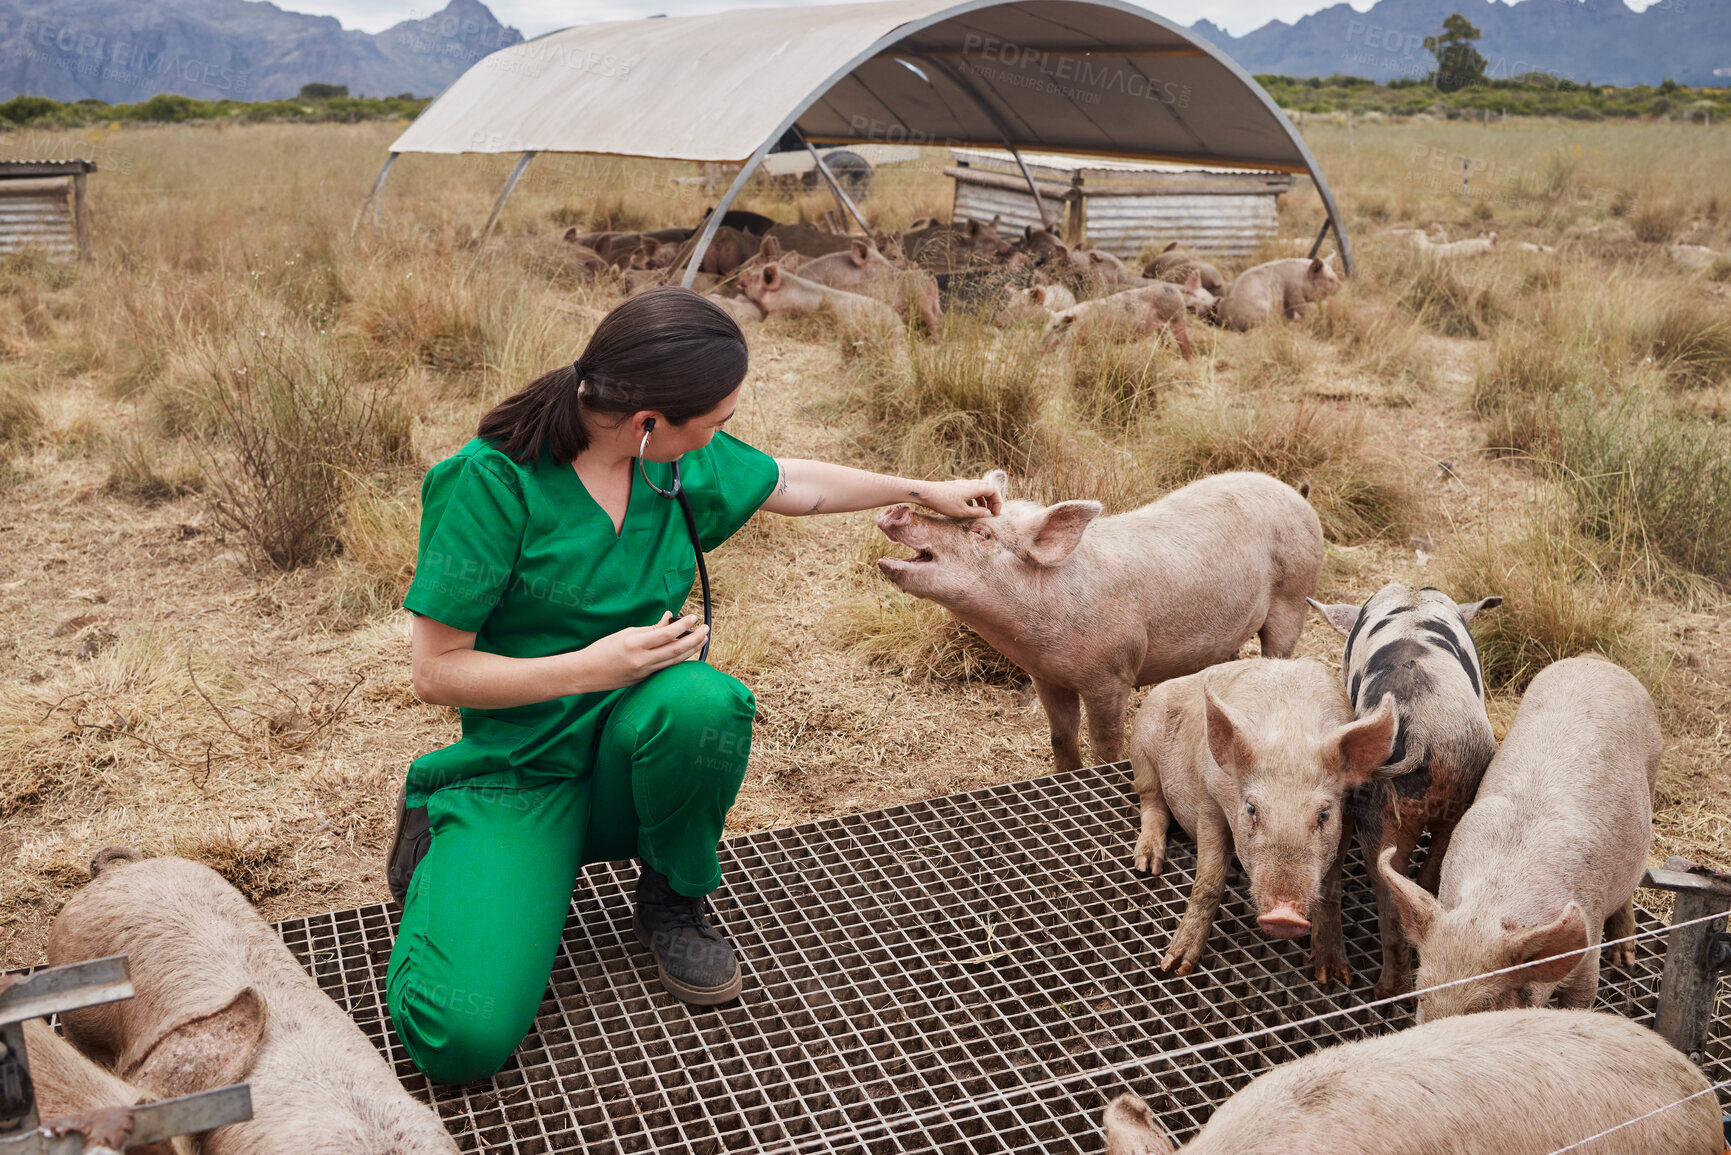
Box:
0 0 521 102
0 0 1722 104
1192 0 1731 88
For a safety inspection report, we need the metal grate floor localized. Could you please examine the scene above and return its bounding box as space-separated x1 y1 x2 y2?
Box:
275 762 1729 1154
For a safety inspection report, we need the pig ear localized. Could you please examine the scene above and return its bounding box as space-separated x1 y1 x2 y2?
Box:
1202 680 1255 778
1029 286 1047 306
121 987 267 1100
1161 240 1179 253
1504 903 1589 986
1455 595 1502 624
762 264 781 289
1327 693 1398 786
1024 500 1100 566
1309 257 1325 275
1377 845 1440 945
1102 1093 1173 1155
1306 598 1360 637
850 239 870 266
983 469 1009 496
1053 242 1070 260
757 237 778 260
563 226 579 242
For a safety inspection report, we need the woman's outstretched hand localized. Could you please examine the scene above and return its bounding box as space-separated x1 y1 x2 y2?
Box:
915 478 1002 519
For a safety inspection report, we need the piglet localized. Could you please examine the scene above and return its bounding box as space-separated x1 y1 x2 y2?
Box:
20 1018 189 1155
1040 283 1197 357
1379 654 1660 1022
47 848 459 1154
876 470 1323 773
1141 241 1227 297
739 257 905 336
1308 584 1503 999
994 283 1076 326
1129 657 1397 981
1102 1009 1722 1154
795 239 944 334
1215 256 1341 331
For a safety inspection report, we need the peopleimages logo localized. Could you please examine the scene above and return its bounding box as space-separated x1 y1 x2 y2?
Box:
960 33 1192 107
14 20 252 94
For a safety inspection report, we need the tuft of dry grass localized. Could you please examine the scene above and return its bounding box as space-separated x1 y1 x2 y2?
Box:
1066 338 1181 429
1440 500 1654 693
1556 391 1731 592
1645 292 1731 391
329 476 422 622
1398 253 1506 338
1471 329 1598 456
836 593 1026 684
1630 195 1685 245
0 376 42 454
851 313 1046 477
1153 402 1419 544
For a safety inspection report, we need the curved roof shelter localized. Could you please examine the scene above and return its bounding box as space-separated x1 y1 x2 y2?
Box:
375 0 1352 278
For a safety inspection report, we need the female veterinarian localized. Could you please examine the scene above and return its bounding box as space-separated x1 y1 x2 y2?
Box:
384 286 1001 1085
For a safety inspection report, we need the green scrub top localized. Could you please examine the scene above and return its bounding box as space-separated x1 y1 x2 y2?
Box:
399 429 780 807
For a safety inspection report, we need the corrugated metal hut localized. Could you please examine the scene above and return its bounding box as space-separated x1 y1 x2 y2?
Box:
946 147 1289 261
0 160 95 261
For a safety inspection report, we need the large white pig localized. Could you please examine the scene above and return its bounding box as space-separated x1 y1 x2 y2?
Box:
875 470 1323 772
47 849 459 1155
1102 1009 1722 1154
1378 654 1661 1022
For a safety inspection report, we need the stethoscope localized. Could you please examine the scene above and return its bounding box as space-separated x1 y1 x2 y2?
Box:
638 419 713 663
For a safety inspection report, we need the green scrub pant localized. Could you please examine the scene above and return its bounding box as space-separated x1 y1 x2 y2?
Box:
385 662 755 1085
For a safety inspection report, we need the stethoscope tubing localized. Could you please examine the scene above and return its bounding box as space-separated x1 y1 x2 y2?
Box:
638 428 713 664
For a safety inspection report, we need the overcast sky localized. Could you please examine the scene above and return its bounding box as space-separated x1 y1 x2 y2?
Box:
285 0 1650 41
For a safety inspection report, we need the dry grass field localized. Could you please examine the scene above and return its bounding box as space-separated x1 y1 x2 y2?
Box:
1 117 1729 970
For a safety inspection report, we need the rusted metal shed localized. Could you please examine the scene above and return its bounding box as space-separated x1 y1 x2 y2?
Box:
0 160 94 261
947 147 1289 261
364 0 1355 276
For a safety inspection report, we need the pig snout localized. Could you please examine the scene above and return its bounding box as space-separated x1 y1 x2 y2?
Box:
1257 902 1312 938
875 506 934 566
876 504 912 535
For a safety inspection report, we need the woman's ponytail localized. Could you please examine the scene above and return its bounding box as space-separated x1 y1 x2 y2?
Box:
477 286 748 466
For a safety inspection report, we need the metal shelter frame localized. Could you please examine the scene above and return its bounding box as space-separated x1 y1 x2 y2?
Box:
359 0 1353 280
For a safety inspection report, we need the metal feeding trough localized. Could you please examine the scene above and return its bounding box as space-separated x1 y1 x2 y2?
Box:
274 762 1729 1154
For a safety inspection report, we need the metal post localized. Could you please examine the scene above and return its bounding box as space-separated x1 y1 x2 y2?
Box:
1006 144 1055 233
1643 859 1731 1063
354 152 398 234
1306 216 1334 261
70 169 90 261
799 131 871 235
478 150 535 247
915 52 1060 235
0 959 252 1155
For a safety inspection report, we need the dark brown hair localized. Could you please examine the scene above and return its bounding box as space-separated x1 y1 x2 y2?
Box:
477 286 748 465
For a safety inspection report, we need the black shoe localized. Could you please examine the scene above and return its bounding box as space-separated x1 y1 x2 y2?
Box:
386 782 431 906
632 863 742 1005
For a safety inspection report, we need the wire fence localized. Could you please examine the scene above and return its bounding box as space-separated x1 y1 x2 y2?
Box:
760 906 1731 1154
